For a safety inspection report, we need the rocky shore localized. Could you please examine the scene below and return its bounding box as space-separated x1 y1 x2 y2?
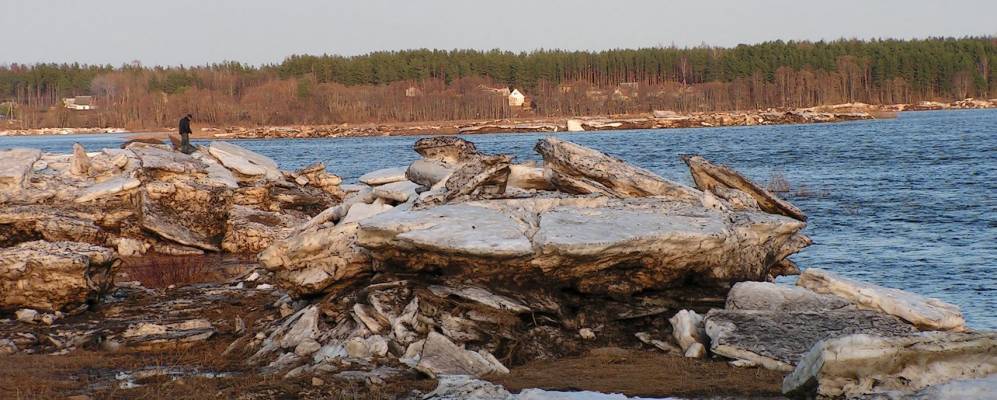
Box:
1 136 994 399
3 99 995 139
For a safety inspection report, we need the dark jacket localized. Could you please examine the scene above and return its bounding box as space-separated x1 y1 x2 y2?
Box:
179 116 192 135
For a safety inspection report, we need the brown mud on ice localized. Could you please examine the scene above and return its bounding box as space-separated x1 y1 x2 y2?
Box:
0 348 433 400
492 347 784 399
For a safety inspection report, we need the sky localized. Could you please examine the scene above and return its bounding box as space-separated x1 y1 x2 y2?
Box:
3 0 995 66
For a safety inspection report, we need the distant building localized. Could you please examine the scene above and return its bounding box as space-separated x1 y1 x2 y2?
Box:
476 85 526 107
508 89 526 107
585 88 606 101
613 82 639 101
63 96 95 110
405 87 422 97
612 88 630 100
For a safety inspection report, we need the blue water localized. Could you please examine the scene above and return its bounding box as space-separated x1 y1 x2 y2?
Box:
3 109 995 329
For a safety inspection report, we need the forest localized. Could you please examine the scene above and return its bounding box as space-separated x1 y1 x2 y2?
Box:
1 37 994 128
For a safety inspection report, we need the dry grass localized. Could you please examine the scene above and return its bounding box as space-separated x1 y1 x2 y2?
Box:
120 256 222 289
766 171 791 193
0 341 238 399
767 172 833 200
792 184 831 199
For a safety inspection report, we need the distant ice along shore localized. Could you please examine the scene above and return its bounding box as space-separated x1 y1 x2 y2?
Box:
5 99 994 139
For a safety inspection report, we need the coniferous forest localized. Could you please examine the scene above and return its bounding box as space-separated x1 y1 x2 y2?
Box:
1 37 994 128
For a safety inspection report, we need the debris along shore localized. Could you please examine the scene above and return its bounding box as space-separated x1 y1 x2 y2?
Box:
0 102 900 138
3 99 996 139
170 104 896 139
0 136 993 399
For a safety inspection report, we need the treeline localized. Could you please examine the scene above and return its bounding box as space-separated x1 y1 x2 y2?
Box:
1 37 994 128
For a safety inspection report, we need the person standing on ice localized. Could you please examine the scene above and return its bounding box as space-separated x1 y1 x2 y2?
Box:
177 113 195 154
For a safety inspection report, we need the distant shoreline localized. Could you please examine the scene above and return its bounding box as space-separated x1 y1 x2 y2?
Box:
2 100 994 140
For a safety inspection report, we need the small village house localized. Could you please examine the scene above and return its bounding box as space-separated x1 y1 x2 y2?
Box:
585 88 606 101
405 87 422 97
613 82 640 101
612 88 630 100
63 96 95 110
476 85 527 107
508 89 526 107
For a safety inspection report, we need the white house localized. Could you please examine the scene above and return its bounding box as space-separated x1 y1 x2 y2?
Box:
63 96 94 110
508 89 526 107
405 87 422 97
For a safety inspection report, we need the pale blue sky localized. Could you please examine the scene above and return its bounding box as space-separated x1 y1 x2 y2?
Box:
3 0 995 66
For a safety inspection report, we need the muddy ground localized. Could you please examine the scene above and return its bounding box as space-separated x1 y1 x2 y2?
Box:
1 256 787 400
493 348 784 399
0 347 783 400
